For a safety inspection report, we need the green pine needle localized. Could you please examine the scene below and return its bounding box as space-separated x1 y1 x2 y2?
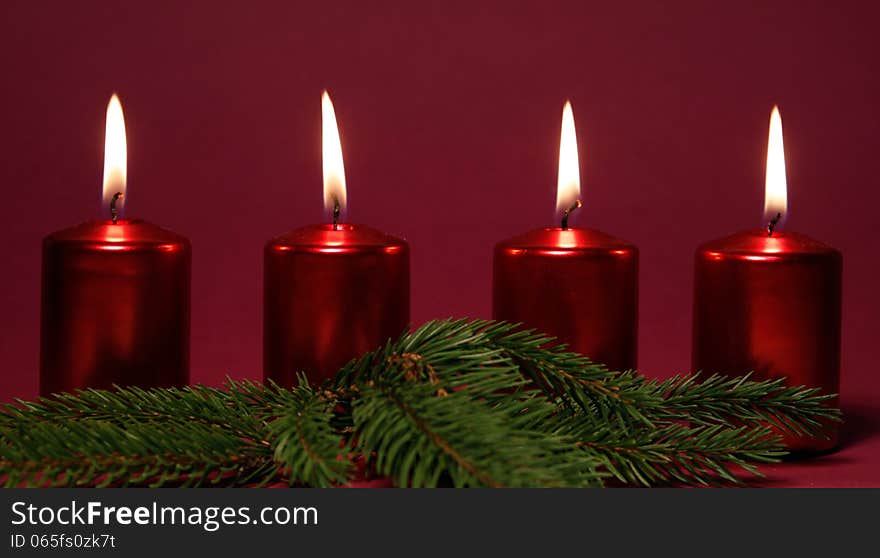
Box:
353 380 604 487
269 376 351 488
0 318 841 488
0 419 278 488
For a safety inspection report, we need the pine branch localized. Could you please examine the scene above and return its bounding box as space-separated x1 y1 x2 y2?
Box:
0 380 296 440
0 318 842 488
334 319 840 486
335 319 527 395
339 319 838 435
543 409 786 486
642 373 839 436
0 379 305 488
0 420 278 488
468 321 840 436
269 376 352 488
352 380 604 487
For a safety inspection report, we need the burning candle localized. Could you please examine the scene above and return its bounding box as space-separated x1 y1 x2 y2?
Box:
40 95 191 395
493 101 638 371
264 92 409 386
692 106 842 453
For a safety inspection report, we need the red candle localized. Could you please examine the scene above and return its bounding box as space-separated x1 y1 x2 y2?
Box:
493 101 638 371
40 95 190 395
264 92 409 386
692 107 841 453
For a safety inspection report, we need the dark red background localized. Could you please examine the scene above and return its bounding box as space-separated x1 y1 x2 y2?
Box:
1 1 877 486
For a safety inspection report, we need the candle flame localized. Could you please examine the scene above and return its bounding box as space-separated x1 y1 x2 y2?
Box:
556 100 581 221
322 91 347 218
102 94 127 217
763 105 787 229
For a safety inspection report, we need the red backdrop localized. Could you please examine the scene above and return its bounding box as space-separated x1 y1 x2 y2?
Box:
1 0 877 485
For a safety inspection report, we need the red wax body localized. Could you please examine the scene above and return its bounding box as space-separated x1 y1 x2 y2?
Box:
40 220 191 394
693 230 842 452
493 228 638 371
264 223 409 386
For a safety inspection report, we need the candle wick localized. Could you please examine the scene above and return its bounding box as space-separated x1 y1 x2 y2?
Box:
561 199 582 230
332 197 341 231
767 212 782 237
110 192 124 225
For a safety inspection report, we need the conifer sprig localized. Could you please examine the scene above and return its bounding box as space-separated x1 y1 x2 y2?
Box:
353 380 604 488
0 419 279 488
269 377 351 488
0 319 841 488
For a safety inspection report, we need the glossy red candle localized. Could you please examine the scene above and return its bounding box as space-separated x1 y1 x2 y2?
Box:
493 227 638 371
264 223 409 386
693 230 842 452
40 219 191 394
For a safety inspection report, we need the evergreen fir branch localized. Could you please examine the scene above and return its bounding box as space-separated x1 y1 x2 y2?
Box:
0 318 843 488
353 380 604 487
338 319 650 425
338 319 839 438
472 322 840 437
0 380 309 488
642 373 839 437
222 378 315 423
337 319 840 487
1 381 286 438
545 410 786 486
0 420 278 488
269 377 352 488
454 320 657 422
335 319 526 394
